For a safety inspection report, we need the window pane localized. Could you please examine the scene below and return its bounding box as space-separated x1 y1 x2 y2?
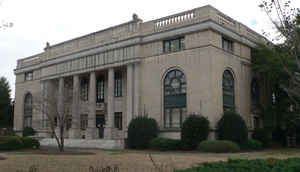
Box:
114 113 122 130
163 38 184 53
114 72 122 97
81 79 89 101
165 109 170 128
97 78 104 102
172 39 180 51
180 38 185 50
172 108 181 128
223 70 235 111
164 69 187 128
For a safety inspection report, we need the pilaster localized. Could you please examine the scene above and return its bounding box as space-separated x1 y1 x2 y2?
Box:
104 68 115 139
134 63 140 117
69 75 81 139
86 72 98 139
126 64 133 127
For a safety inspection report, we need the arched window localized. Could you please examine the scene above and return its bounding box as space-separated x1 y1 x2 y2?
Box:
164 69 187 128
24 93 33 127
251 79 260 106
223 70 235 111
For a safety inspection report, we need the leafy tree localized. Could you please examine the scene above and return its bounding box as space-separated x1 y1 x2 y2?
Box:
259 0 300 109
252 44 296 129
0 77 12 128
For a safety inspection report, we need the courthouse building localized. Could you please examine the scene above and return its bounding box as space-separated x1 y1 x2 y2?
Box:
14 5 266 143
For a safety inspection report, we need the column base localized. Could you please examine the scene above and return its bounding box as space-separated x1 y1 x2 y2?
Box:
86 127 98 139
69 128 81 139
104 127 113 139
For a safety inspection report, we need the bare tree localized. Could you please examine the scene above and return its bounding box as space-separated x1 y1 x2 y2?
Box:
259 0 300 108
33 79 73 152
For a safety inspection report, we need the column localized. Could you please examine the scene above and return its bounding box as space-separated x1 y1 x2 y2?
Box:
55 78 64 138
104 68 114 139
127 64 133 127
69 75 80 138
86 72 98 139
134 63 140 117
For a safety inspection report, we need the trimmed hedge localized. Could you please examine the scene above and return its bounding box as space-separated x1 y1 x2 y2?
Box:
128 116 159 149
242 139 263 150
217 111 248 145
0 136 24 150
252 128 272 148
0 136 40 150
197 140 240 153
23 127 36 137
20 137 40 149
150 137 181 151
181 115 210 150
176 158 300 172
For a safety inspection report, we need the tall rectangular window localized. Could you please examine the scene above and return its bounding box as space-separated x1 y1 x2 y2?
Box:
222 37 234 52
163 37 185 53
97 77 105 102
114 71 122 97
25 71 33 81
66 115 72 130
114 112 122 130
80 78 89 101
80 114 88 130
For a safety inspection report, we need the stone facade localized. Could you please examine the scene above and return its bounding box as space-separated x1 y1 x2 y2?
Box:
14 5 266 142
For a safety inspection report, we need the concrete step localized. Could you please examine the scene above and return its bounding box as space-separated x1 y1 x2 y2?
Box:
40 138 124 150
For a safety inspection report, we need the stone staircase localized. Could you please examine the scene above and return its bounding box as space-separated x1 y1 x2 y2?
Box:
40 138 124 150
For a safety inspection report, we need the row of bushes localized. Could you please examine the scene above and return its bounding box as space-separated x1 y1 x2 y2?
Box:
176 158 300 172
148 138 262 153
0 136 40 150
127 111 264 152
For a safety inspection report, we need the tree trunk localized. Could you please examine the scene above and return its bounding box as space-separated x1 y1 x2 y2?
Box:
59 126 64 152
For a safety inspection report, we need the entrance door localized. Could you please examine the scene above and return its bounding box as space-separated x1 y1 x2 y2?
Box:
96 115 105 138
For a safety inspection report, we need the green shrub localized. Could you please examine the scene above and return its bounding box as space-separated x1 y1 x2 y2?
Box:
0 136 24 150
150 137 181 151
20 137 40 149
197 140 240 153
242 139 263 150
176 158 300 172
217 111 248 145
252 128 271 148
22 127 36 137
181 115 210 150
272 126 287 146
128 116 159 149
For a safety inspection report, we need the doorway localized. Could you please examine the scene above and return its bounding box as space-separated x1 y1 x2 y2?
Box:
96 114 105 138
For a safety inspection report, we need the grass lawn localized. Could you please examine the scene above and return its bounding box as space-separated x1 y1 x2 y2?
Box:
1 148 300 172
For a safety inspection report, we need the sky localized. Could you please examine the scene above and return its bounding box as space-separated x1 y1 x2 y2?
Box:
0 0 299 98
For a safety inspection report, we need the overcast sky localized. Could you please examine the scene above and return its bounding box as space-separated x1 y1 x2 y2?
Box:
0 0 299 98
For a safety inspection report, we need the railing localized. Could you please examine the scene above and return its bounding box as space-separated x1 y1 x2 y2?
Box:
17 54 41 68
217 13 236 27
154 10 196 29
